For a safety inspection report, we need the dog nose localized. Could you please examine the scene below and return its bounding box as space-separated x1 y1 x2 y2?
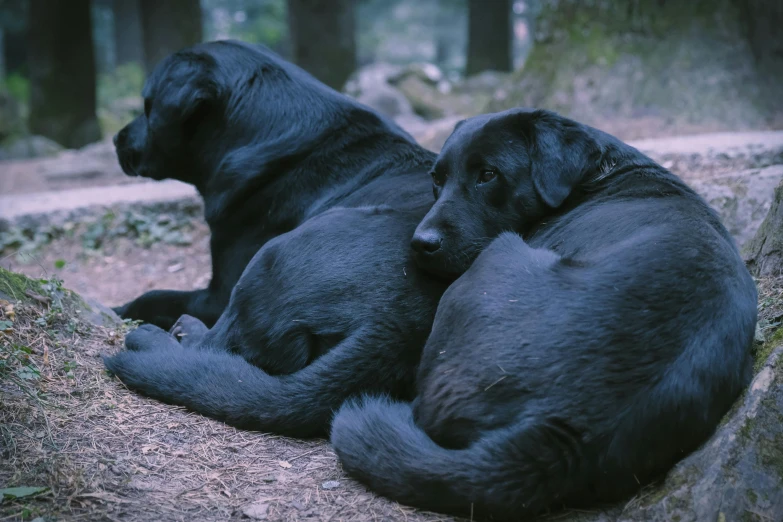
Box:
411 231 442 254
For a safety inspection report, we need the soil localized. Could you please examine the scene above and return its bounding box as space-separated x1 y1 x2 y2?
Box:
1 235 469 522
1 224 213 311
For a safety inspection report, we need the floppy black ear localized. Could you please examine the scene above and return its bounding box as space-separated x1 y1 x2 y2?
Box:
523 111 601 208
181 78 220 124
164 52 222 123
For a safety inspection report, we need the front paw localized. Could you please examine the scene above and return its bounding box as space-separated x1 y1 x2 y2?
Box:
170 314 209 348
124 324 180 352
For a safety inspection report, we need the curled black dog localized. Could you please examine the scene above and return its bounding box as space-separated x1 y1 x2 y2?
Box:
102 41 448 437
331 109 758 519
111 40 434 330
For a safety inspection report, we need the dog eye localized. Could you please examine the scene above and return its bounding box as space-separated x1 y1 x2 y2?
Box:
478 169 497 184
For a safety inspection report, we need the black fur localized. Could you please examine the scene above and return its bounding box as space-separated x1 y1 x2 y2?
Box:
331 109 758 519
103 41 448 437
111 40 429 330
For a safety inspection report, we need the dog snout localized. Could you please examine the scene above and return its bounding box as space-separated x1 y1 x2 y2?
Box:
114 127 128 149
411 230 443 255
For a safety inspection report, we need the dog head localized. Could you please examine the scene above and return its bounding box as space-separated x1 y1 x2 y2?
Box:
113 40 370 189
113 46 223 184
411 109 604 277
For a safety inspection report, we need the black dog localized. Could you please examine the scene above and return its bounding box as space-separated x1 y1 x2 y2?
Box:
331 109 758 519
111 40 433 330
102 42 448 437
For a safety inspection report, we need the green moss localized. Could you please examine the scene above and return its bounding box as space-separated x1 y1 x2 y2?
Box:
757 433 783 480
739 417 754 442
640 466 699 507
0 267 45 301
754 327 783 372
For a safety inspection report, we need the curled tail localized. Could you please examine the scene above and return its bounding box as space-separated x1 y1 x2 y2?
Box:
103 325 416 438
330 396 582 520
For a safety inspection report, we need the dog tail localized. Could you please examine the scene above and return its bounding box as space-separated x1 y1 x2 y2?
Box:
330 395 581 520
103 326 417 438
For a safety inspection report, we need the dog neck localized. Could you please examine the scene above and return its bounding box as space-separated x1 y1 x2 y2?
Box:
197 114 432 233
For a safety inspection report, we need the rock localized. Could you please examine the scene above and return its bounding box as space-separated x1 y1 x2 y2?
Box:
321 480 341 490
390 62 444 85
79 295 122 327
615 345 783 521
39 138 124 184
629 132 783 248
240 501 269 520
460 70 509 93
0 267 122 331
392 74 447 120
344 63 419 121
0 135 64 161
688 165 783 248
407 115 464 153
744 179 783 277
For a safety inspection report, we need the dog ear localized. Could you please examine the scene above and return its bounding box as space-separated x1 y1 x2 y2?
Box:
521 110 601 208
159 52 222 124
179 75 220 124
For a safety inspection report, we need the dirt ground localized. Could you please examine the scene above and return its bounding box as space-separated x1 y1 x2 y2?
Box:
1 233 476 522
3 231 781 521
1 222 213 311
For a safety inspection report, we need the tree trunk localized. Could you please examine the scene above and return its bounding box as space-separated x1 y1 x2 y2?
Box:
465 0 512 76
0 28 5 83
744 179 783 277
27 0 101 149
139 0 202 73
287 0 356 91
3 26 27 77
114 0 145 66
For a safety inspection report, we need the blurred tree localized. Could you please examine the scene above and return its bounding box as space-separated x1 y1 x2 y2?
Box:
114 0 145 67
140 0 202 73
465 0 512 75
92 0 116 73
736 0 783 76
0 0 27 79
28 0 101 148
202 0 288 55
288 0 356 90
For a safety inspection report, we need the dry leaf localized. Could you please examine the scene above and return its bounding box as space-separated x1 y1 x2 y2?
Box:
278 460 292 469
1 301 15 321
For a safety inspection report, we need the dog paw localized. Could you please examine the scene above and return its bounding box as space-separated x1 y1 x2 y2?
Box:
169 314 209 348
124 324 179 352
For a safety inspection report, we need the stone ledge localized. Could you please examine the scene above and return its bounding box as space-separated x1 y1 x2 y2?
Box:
0 179 201 230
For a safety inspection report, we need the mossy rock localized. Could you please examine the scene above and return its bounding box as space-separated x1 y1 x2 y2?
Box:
0 266 120 327
487 0 780 138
